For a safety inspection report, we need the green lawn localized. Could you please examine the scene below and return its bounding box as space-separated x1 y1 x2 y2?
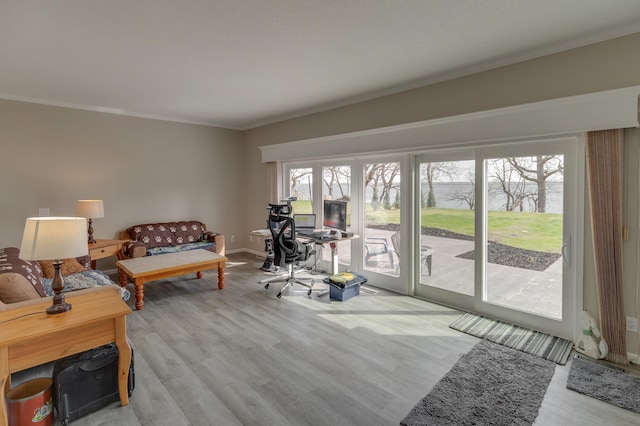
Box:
291 200 312 213
293 201 562 254
367 207 562 254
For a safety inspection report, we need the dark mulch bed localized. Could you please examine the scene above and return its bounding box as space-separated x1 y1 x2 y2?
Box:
456 242 561 272
367 224 560 272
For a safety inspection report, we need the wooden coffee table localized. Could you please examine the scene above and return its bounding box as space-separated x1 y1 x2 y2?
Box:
116 249 227 310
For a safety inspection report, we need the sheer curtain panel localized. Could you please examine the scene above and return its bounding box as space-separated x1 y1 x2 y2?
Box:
586 129 628 365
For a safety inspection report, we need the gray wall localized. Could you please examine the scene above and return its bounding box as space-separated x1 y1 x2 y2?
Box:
0 100 245 255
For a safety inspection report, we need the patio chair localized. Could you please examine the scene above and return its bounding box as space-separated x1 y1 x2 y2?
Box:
390 231 433 275
364 237 394 267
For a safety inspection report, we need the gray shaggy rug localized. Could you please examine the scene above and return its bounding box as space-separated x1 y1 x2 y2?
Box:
567 356 640 414
400 340 555 426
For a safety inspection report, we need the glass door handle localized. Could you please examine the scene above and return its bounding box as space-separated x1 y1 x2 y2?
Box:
561 235 571 267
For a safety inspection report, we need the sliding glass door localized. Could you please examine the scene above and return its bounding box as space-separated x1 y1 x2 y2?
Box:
281 139 581 337
363 161 401 278
484 154 565 318
321 164 352 268
414 138 582 339
417 157 475 295
283 158 405 292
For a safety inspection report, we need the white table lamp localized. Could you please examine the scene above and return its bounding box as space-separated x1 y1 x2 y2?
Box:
76 200 104 243
19 217 88 314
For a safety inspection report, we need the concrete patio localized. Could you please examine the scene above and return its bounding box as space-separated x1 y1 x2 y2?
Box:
318 228 563 319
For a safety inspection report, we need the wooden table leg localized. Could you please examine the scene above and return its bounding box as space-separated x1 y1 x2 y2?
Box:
134 278 145 310
217 262 225 289
114 317 131 406
117 267 128 287
1 345 10 426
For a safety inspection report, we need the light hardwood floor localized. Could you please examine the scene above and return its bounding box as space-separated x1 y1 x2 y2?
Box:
43 253 640 425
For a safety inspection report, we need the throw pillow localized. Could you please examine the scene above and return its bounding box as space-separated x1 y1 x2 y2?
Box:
0 247 47 302
39 258 86 279
0 272 42 303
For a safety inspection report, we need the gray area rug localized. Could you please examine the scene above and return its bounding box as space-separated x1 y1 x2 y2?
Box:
567 356 640 414
400 340 555 426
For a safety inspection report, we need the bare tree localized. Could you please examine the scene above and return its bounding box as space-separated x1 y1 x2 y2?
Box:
290 168 312 199
365 163 400 210
421 162 460 207
333 166 351 199
323 167 338 199
508 155 563 213
489 158 526 211
448 173 475 210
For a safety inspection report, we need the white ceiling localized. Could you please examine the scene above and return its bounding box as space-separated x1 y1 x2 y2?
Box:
2 1 640 130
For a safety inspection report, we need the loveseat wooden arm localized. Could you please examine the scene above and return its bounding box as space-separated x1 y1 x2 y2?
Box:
204 232 226 256
120 240 147 259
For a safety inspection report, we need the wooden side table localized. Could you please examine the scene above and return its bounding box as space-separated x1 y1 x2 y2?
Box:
0 288 132 426
88 239 127 270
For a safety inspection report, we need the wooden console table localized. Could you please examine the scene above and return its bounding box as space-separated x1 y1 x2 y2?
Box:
116 249 227 310
0 288 132 426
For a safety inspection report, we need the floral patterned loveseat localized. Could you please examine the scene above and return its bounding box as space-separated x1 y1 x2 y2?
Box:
121 220 225 258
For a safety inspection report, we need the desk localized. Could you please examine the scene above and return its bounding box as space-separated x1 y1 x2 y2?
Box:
0 289 132 426
296 232 359 275
252 229 359 275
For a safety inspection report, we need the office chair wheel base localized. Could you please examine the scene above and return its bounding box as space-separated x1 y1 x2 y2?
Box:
264 283 270 290
276 292 282 299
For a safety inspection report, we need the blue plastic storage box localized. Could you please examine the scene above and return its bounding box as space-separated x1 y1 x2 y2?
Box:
329 282 360 301
323 273 367 301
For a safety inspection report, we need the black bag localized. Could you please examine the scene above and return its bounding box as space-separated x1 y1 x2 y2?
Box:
53 343 134 425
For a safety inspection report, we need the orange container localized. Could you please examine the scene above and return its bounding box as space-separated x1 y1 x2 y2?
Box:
6 378 53 426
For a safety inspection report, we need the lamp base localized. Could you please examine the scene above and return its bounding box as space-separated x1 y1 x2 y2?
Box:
87 218 96 244
47 260 72 315
46 301 72 315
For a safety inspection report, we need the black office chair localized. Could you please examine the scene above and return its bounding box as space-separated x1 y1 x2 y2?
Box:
263 204 316 298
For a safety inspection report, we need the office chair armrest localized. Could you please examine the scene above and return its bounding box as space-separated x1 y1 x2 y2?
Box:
296 241 315 261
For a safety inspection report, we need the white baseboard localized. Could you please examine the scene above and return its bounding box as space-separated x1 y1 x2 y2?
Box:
228 248 266 258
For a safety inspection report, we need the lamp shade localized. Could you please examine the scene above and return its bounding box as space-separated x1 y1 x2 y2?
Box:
76 200 104 219
19 217 88 260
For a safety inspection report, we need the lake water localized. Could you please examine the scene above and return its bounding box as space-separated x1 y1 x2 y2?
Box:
293 181 563 214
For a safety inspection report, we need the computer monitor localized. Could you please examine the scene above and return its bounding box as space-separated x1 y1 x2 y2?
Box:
323 200 348 232
293 213 316 231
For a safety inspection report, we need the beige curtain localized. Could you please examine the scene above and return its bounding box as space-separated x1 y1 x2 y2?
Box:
586 129 628 365
265 161 280 204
